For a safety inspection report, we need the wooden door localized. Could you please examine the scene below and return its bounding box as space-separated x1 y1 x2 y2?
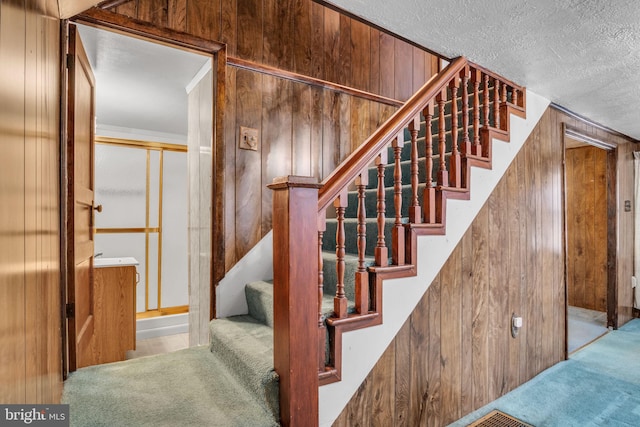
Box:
66 24 97 371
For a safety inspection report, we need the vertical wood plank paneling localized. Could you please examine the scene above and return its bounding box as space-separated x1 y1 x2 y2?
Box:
409 291 429 426
505 161 521 390
234 69 262 259
166 0 186 31
566 146 608 312
220 0 237 57
310 86 323 180
487 179 507 401
291 83 312 177
349 96 369 153
338 92 351 163
594 149 607 311
427 276 441 427
440 243 462 424
471 205 489 408
321 90 340 179
25 0 39 403
371 340 396 426
323 7 340 85
394 320 411 426
309 1 324 80
0 0 61 404
261 76 293 235
394 39 413 101
516 147 530 378
137 0 167 27
263 0 293 69
460 231 474 415
0 0 27 403
336 105 638 425
115 0 137 17
617 142 635 324
186 0 219 40
111 0 439 279
224 67 237 270
539 113 555 371
412 47 426 93
379 32 395 99
369 28 381 96
236 0 263 61
292 0 313 77
350 19 370 92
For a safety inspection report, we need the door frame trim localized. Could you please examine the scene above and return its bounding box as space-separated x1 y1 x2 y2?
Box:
562 123 618 359
60 7 226 376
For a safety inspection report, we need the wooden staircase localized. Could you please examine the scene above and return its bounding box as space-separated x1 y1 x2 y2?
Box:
270 57 526 426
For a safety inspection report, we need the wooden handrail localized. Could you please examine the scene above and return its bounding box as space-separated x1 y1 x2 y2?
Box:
271 55 527 424
317 56 467 212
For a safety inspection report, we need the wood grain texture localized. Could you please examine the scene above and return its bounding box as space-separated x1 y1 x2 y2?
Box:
334 106 638 425
0 0 62 403
566 146 608 312
89 266 136 364
103 0 437 271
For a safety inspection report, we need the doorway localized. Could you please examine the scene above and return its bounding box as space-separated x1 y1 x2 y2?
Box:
563 125 617 354
62 13 225 374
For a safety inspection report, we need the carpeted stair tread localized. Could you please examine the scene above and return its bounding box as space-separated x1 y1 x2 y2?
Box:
62 346 279 427
245 280 274 328
245 277 357 324
323 217 406 257
209 316 278 417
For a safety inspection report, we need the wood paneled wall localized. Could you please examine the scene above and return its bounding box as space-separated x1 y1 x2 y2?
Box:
566 146 608 312
0 0 62 403
103 0 440 271
333 106 638 426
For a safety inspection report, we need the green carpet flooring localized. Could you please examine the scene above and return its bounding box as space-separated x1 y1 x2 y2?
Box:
62 346 279 427
450 319 640 426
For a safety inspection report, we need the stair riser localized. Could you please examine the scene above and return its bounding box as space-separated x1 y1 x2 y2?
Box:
323 218 395 259
343 184 428 219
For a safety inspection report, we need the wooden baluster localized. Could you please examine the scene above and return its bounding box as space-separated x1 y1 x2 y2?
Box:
355 174 369 314
408 115 421 223
423 102 436 224
461 67 471 157
437 88 448 187
512 88 519 107
333 192 348 318
493 78 500 129
501 83 507 106
317 223 326 371
482 73 490 128
449 77 461 188
392 133 405 266
471 69 481 156
375 151 388 267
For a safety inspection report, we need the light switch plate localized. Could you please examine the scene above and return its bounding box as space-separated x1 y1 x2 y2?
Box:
239 126 259 151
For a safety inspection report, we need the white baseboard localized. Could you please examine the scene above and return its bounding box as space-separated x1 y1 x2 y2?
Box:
136 313 189 341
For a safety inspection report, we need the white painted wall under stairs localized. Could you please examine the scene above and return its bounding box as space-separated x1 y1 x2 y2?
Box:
215 90 550 426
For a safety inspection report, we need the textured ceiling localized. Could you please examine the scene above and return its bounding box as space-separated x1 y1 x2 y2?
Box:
77 24 209 138
327 0 640 140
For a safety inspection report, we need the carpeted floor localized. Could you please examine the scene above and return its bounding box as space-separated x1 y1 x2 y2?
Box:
450 319 640 426
62 346 279 427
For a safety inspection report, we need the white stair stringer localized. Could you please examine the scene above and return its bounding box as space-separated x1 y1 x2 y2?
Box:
319 90 550 426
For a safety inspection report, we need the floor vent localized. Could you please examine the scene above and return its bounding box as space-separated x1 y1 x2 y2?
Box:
467 410 534 427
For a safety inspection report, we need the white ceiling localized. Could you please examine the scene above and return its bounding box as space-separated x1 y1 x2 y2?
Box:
77 24 209 138
327 0 640 140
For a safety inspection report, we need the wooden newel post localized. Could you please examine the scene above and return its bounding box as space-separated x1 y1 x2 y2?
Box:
268 175 321 427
